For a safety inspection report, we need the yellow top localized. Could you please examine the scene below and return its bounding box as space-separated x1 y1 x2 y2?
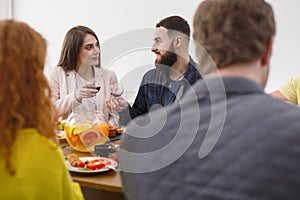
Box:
279 74 300 105
0 128 84 200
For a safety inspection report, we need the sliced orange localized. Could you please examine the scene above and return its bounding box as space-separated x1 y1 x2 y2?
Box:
92 121 109 137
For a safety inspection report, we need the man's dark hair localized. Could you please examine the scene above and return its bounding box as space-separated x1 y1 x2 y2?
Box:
156 15 190 38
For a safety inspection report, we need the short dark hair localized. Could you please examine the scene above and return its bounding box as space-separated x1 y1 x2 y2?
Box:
193 0 276 68
156 15 191 38
57 25 100 71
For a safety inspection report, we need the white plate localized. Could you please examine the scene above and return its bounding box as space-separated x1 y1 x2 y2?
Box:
65 157 118 173
56 130 66 139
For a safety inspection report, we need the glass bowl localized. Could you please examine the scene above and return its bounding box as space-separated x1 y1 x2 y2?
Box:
64 110 109 152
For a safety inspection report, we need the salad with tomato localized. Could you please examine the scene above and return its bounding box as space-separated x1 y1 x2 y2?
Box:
67 153 112 171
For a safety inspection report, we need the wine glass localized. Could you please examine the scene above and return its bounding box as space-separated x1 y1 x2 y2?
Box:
110 83 124 97
88 80 101 93
94 81 101 93
89 80 101 111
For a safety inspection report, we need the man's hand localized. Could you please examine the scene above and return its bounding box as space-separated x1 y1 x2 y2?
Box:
106 96 129 112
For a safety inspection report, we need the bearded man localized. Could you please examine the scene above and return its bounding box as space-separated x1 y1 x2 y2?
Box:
106 15 202 125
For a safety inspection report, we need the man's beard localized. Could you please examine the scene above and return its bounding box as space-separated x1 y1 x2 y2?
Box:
155 45 177 69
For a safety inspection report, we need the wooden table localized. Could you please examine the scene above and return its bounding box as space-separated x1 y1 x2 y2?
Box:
61 143 124 200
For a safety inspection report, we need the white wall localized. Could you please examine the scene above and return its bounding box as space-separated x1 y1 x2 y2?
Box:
267 0 300 92
11 0 300 95
0 0 12 19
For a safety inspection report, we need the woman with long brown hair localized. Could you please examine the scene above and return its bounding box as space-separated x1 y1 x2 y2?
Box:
49 25 119 126
0 20 84 200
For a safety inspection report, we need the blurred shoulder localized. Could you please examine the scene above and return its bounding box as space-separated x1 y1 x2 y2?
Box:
290 74 300 83
16 128 61 159
293 74 300 79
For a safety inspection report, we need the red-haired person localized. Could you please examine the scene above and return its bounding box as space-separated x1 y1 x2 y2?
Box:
0 20 84 200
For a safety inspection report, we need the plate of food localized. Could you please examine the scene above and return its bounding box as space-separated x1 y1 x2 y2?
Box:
56 130 66 139
66 153 118 173
56 119 66 131
108 126 124 141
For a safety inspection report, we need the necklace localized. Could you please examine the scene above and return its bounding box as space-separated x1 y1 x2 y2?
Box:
168 72 186 88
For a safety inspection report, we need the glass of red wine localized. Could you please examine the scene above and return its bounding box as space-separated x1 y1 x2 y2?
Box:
94 84 101 93
91 81 102 111
88 81 101 93
110 83 124 97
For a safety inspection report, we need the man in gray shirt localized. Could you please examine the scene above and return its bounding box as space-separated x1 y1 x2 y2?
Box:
119 0 300 199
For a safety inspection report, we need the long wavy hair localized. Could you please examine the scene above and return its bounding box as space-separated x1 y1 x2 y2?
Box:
0 20 57 175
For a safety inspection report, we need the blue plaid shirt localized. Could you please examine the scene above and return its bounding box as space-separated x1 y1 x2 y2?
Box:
119 58 202 125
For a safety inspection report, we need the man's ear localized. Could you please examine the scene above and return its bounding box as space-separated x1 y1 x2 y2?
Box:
174 36 181 48
262 36 274 66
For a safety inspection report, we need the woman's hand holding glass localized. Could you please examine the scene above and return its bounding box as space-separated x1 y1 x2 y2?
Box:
74 83 100 103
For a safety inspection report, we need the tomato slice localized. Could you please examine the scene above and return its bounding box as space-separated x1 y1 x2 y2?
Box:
94 162 105 169
76 160 85 168
86 162 96 170
86 160 106 170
